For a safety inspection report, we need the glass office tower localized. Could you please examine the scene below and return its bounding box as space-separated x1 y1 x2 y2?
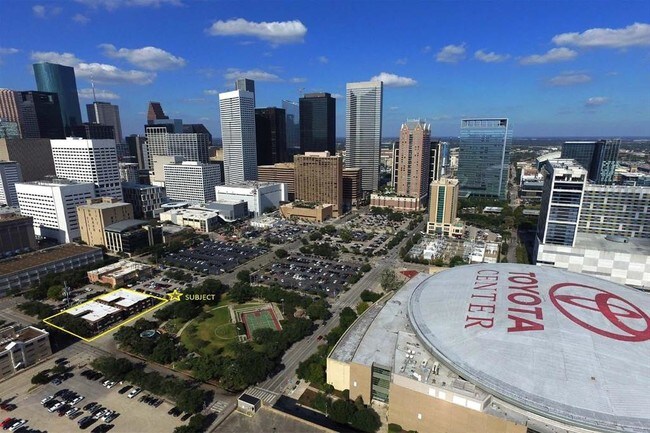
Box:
457 118 512 199
299 93 336 155
561 139 620 185
33 62 82 135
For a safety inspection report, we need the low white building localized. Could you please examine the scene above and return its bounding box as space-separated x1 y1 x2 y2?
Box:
215 181 287 217
159 207 221 233
163 161 222 204
15 178 96 243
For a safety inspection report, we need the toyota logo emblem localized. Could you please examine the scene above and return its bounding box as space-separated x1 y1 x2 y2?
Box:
549 283 650 342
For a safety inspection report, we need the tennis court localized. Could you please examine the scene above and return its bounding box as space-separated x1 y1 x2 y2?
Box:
241 308 282 340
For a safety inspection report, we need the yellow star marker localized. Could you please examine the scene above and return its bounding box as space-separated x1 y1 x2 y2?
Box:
168 289 183 302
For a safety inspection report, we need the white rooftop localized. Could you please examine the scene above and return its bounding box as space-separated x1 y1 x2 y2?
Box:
67 301 121 323
99 288 148 308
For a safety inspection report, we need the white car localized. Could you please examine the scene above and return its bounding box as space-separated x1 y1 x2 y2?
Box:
106 381 116 389
102 380 111 387
92 409 106 420
49 401 64 412
40 395 54 405
71 396 84 405
9 420 26 432
127 387 141 399
65 407 79 417
102 410 114 422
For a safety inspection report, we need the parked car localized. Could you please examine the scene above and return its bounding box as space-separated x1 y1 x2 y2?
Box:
127 388 141 399
40 396 53 405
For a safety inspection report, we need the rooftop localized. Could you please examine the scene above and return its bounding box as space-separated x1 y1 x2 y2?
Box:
67 301 121 323
573 232 650 255
104 219 148 233
0 244 101 276
99 288 149 308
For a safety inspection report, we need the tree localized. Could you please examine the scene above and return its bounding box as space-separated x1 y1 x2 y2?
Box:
306 300 331 321
360 290 382 303
449 255 466 267
320 225 337 235
230 282 255 304
31 370 50 384
236 270 251 283
380 269 402 291
47 285 64 300
274 248 288 259
338 229 353 243
309 231 323 241
360 263 372 273
328 399 355 424
351 408 381 432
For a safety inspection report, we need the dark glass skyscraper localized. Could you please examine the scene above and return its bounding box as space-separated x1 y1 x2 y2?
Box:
255 107 287 166
457 118 512 199
299 93 335 155
33 62 82 135
561 140 620 185
18 91 65 139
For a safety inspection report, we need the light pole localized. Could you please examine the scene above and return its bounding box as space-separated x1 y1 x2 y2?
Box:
280 298 285 316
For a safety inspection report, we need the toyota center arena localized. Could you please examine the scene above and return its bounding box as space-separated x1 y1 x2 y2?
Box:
327 264 650 433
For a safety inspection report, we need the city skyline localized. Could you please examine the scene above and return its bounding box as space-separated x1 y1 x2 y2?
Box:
0 1 649 139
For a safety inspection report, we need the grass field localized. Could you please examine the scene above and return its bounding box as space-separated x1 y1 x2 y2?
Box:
180 305 237 355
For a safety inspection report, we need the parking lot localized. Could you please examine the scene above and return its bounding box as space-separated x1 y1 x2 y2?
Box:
342 212 411 233
0 352 186 433
163 241 268 275
244 220 311 245
253 254 359 296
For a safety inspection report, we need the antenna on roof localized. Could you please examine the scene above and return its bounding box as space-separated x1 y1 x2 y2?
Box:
91 75 97 102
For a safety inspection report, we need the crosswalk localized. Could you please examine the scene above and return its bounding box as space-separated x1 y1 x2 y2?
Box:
209 400 229 413
246 387 280 405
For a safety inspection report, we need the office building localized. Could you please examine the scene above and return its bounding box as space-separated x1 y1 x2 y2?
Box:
579 184 649 238
258 162 296 200
151 155 183 187
103 220 161 254
279 203 334 223
561 140 620 185
159 208 221 233
0 138 56 181
51 138 123 200
295 152 343 217
126 134 149 170
121 183 165 219
215 182 287 217
219 90 257 184
0 326 52 379
394 120 431 207
0 120 20 139
87 101 123 143
87 260 153 288
457 118 512 199
426 178 460 237
118 163 139 184
71 122 115 140
0 213 37 258
163 161 222 203
428 141 444 183
182 123 212 145
77 197 134 247
282 100 300 150
343 168 362 211
16 178 95 243
144 126 210 172
0 161 23 206
299 92 336 155
255 107 287 165
235 78 255 105
0 89 24 137
147 101 169 123
33 62 82 134
18 91 65 139
346 81 383 192
536 159 587 248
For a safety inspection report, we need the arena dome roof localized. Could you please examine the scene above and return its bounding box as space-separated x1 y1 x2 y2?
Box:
408 264 650 433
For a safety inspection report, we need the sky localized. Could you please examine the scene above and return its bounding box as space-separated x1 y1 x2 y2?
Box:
0 0 649 139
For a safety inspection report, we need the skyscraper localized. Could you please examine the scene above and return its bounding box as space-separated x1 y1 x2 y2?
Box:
394 120 431 207
87 101 123 143
346 81 383 192
72 123 115 140
0 89 24 137
255 107 287 165
295 151 343 217
235 78 255 106
147 101 169 123
163 161 222 203
427 178 460 237
282 100 300 150
18 91 65 139
299 93 336 155
0 138 56 181
0 161 23 207
50 138 123 200
561 140 620 185
33 62 82 134
457 118 512 199
144 126 209 173
219 90 257 184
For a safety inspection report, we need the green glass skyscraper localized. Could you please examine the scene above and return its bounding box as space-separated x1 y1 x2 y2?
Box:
33 62 82 135
457 118 512 199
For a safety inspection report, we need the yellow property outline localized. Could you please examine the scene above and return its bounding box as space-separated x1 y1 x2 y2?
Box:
43 288 169 342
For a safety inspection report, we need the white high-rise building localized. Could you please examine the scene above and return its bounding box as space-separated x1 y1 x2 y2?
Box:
51 138 123 200
163 161 222 204
16 178 96 243
86 101 123 143
346 81 383 192
144 126 209 173
0 161 23 206
219 90 257 184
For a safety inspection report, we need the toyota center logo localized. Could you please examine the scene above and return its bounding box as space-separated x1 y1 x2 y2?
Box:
549 283 650 342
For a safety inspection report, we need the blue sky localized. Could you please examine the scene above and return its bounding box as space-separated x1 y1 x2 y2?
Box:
1 0 649 139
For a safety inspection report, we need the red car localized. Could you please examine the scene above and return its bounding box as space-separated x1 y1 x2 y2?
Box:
0 418 14 428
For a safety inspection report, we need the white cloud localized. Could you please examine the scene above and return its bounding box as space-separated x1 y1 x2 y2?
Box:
31 51 155 85
585 96 608 107
395 58 407 65
78 88 120 100
206 18 307 44
72 14 90 24
223 68 281 82
100 44 186 70
331 93 343 99
370 72 417 87
474 49 510 63
32 4 61 18
290 77 307 83
318 56 328 64
422 46 432 53
75 0 182 10
548 72 592 86
436 44 466 63
0 48 19 66
553 23 650 48
204 89 220 96
519 47 577 65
